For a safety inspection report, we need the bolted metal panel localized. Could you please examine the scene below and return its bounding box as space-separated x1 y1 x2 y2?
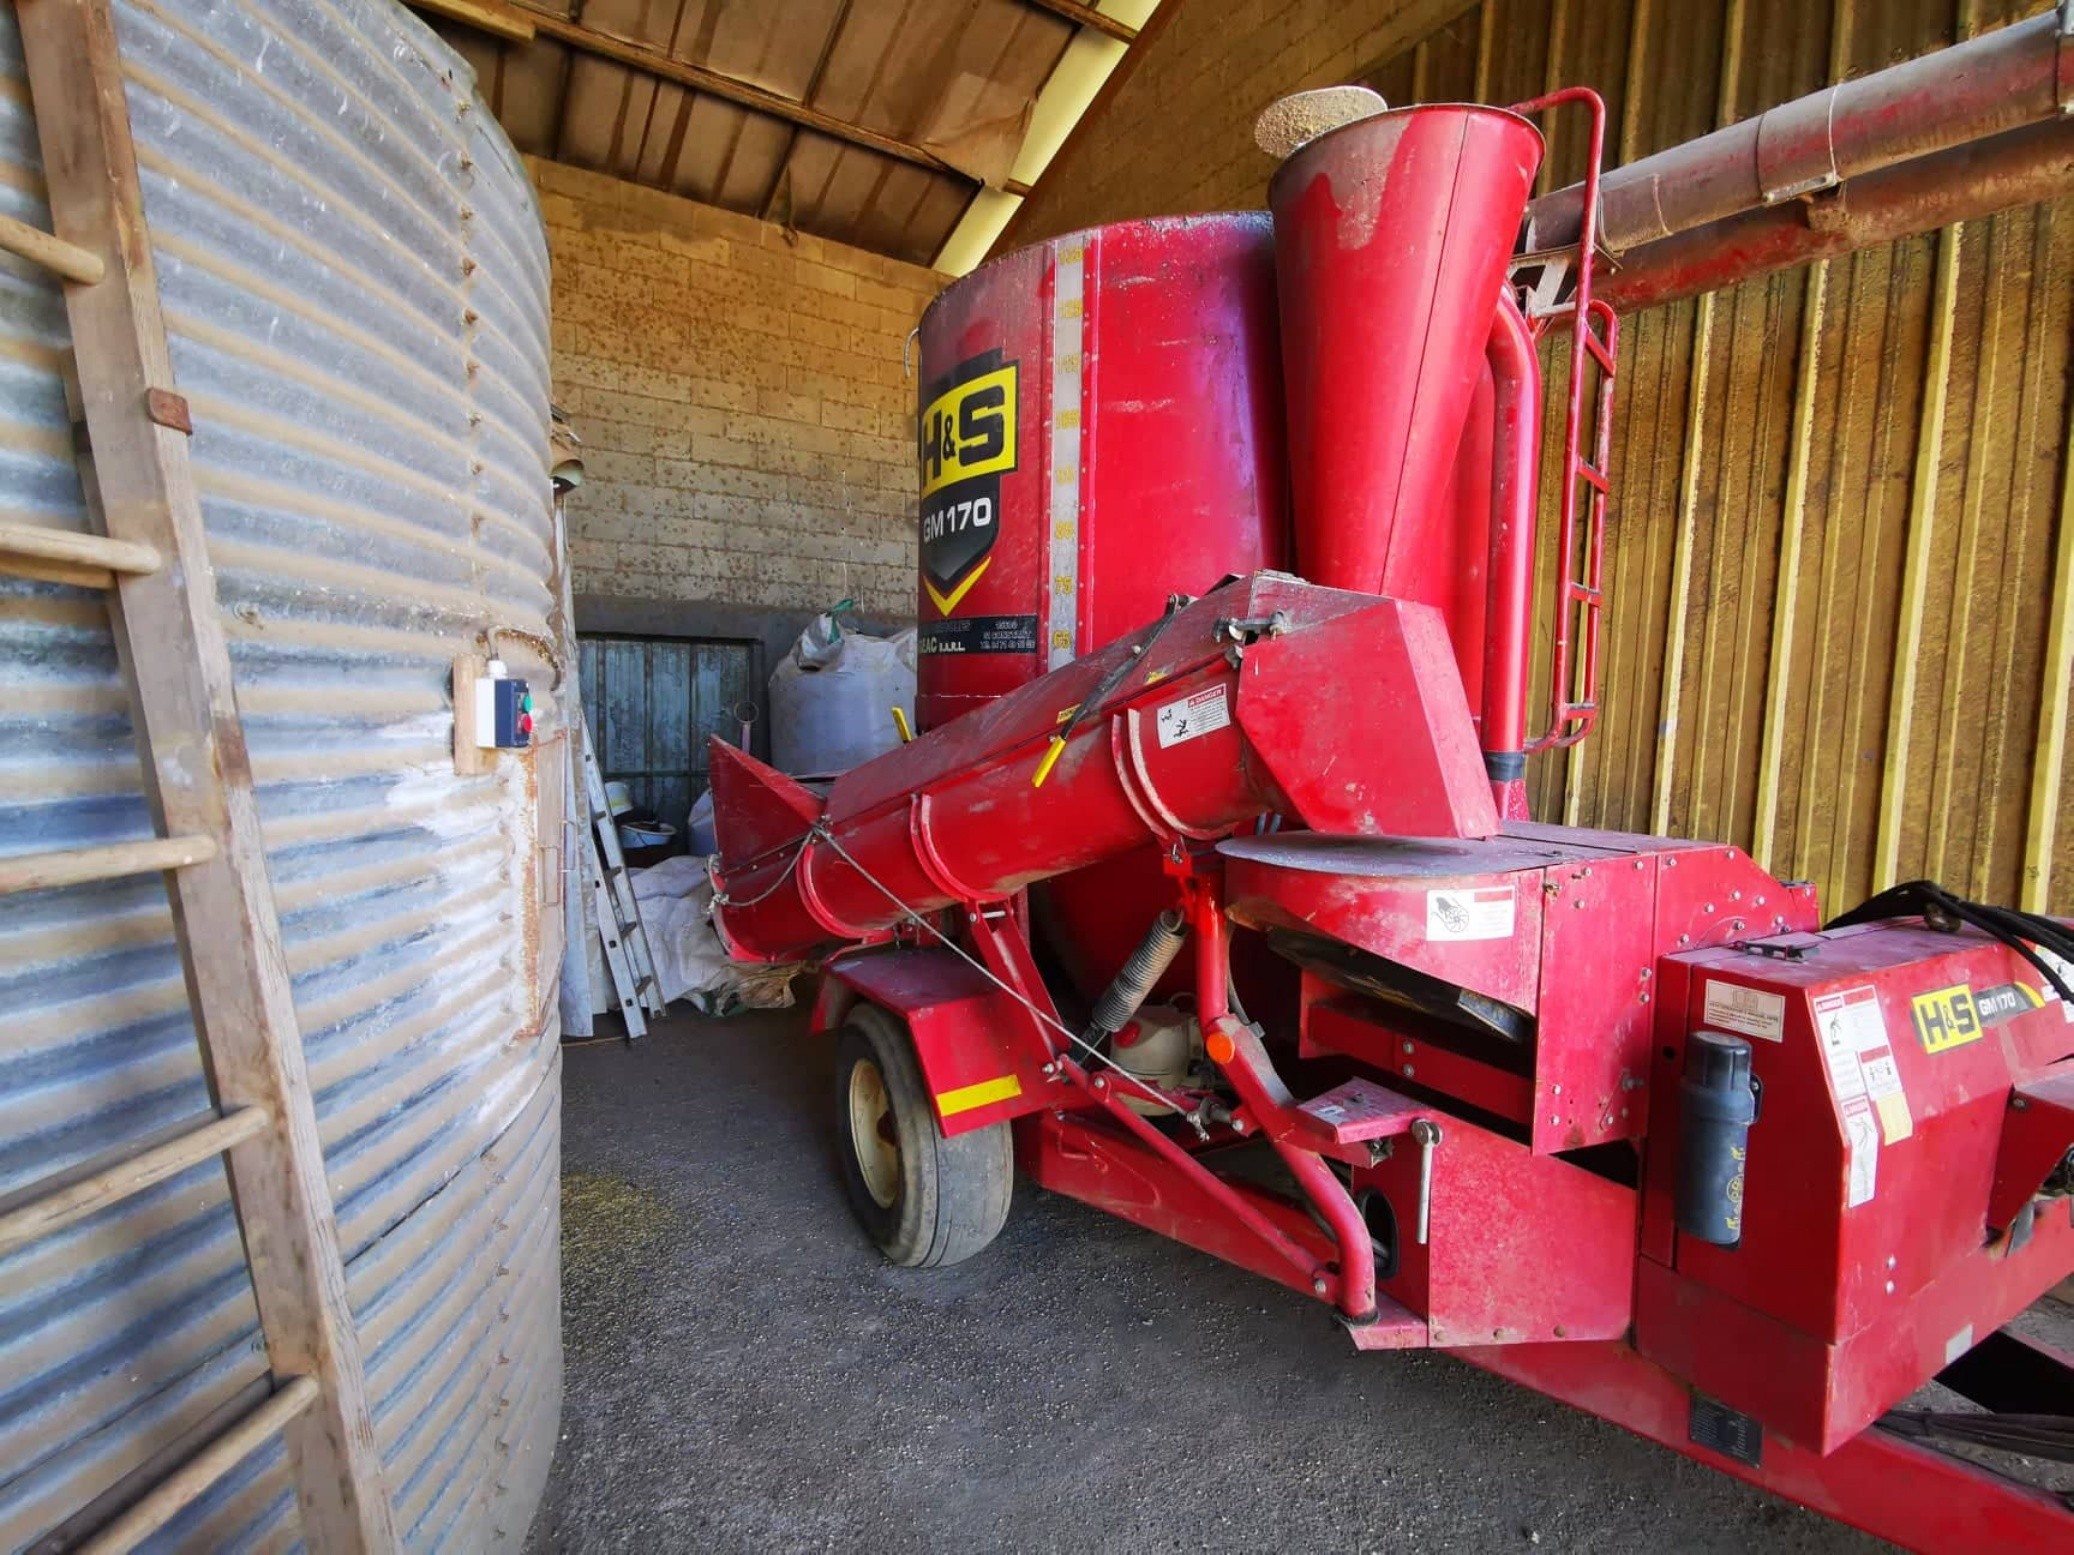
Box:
1382 0 2074 916
0 0 561 1549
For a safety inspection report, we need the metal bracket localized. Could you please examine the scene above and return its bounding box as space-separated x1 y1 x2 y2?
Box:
144 386 191 435
1757 86 1842 205
1734 933 1821 962
1509 247 1577 322
2060 0 2074 114
1410 1117 1442 1246
1802 182 1850 234
1211 610 1290 665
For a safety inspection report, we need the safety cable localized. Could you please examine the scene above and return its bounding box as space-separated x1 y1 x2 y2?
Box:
1827 879 2074 1006
1032 593 1191 787
707 826 819 911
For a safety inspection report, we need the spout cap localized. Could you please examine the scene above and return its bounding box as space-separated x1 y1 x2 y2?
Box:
1254 86 1389 159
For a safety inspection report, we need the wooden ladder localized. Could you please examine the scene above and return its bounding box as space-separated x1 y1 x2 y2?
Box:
0 0 396 1550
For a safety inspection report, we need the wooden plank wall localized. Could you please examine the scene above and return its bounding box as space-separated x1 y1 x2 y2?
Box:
580 634 754 824
1375 0 2074 915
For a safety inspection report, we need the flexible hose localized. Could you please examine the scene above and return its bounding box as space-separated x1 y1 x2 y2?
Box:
1828 880 2074 1004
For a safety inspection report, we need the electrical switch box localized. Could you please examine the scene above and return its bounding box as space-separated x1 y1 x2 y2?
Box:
474 662 534 749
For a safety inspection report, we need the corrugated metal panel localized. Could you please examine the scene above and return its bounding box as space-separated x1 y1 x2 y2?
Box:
0 0 562 1548
1378 0 2074 916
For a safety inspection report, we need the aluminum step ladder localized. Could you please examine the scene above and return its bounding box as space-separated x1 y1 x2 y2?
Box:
0 1 395 1548
577 715 669 1037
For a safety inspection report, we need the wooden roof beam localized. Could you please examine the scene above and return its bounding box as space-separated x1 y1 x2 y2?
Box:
1018 0 1138 44
410 0 535 44
410 1 1037 195
410 3 1034 195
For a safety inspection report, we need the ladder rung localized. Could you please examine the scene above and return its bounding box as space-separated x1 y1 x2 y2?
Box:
0 1107 266 1257
0 834 218 895
1584 328 1616 372
0 210 105 286
0 520 162 587
79 1374 319 1555
1569 583 1603 603
1576 461 1608 492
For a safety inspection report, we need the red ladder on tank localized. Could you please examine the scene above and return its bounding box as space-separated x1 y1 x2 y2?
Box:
1545 299 1619 750
1512 88 1619 754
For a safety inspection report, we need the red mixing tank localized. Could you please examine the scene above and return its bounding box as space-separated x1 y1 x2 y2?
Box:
912 215 1291 730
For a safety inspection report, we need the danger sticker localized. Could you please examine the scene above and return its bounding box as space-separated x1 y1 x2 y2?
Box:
1426 885 1516 942
1812 984 1912 1143
1155 685 1230 748
1842 1097 1880 1208
2041 949 2074 1023
1704 980 1786 1042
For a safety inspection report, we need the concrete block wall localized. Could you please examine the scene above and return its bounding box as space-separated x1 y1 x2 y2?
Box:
530 157 945 619
1003 0 1475 245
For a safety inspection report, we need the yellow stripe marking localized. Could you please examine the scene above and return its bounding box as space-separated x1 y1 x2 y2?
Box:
924 556 990 615
937 1073 1022 1117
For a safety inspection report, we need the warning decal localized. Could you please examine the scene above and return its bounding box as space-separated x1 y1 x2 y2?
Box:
1812 984 1913 1145
1425 885 1516 943
1703 980 1786 1042
2042 948 2074 1023
1842 1099 1880 1208
1154 685 1230 748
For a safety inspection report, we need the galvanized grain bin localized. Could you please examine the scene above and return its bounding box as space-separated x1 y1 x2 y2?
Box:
0 0 564 1547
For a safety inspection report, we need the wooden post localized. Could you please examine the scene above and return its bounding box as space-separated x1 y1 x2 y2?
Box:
453 653 486 776
16 0 397 1547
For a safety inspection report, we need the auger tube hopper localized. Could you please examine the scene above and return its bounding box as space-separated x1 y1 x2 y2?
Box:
709 577 1498 963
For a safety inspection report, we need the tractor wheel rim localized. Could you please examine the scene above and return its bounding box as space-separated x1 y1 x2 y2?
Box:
848 1058 900 1209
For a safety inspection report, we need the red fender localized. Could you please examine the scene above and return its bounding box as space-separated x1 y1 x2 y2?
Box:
814 946 1056 1137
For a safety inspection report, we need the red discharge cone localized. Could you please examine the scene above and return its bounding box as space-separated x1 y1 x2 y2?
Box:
1270 104 1544 597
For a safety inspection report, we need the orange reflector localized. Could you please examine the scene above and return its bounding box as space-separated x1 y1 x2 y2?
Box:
1205 1027 1237 1065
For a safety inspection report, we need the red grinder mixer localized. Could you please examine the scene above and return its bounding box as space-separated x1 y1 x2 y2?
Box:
709 90 2074 1551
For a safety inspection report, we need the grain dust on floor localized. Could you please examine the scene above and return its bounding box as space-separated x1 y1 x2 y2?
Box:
523 1007 1929 1553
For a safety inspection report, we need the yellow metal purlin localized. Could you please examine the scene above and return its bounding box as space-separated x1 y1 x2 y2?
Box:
2022 344 2074 910
1753 0 1852 884
1927 214 2007 889
1873 220 1960 892
1751 257 1829 875
1538 0 1570 198
1559 0 1655 828
1971 206 2060 900
1650 0 1744 838
1472 0 1497 104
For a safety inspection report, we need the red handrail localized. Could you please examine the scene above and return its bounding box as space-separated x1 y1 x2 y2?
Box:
1508 86 1618 754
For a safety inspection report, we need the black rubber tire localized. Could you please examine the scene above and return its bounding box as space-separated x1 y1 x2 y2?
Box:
833 1002 1012 1268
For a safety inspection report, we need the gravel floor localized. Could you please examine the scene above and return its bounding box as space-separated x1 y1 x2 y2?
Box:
523 1007 1930 1553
